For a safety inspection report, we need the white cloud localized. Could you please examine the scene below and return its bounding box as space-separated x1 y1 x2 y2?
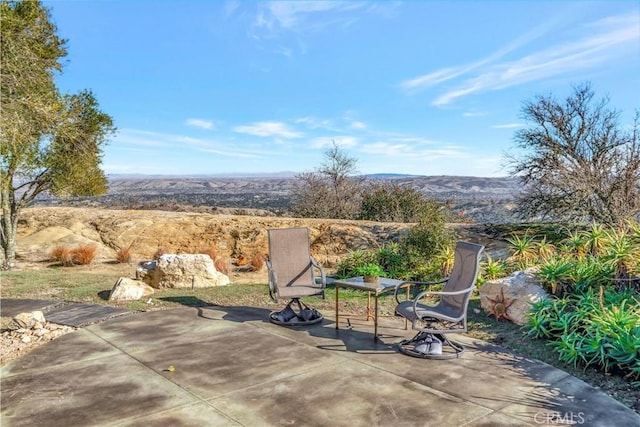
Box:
491 123 524 129
185 118 215 130
358 140 466 160
349 120 367 130
233 121 303 138
249 2 398 55
463 111 488 118
295 116 334 130
309 136 358 149
400 11 640 106
114 128 264 159
255 2 370 33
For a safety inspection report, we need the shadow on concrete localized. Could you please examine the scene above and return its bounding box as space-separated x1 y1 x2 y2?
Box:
466 339 632 423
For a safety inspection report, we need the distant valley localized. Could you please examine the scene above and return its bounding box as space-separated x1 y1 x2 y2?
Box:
34 174 523 223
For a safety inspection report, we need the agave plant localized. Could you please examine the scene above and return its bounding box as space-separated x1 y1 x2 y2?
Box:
536 237 556 261
569 257 614 294
603 228 639 291
506 232 539 269
537 257 574 296
481 253 508 281
582 222 608 256
548 331 585 368
561 229 588 260
435 244 456 277
523 298 554 339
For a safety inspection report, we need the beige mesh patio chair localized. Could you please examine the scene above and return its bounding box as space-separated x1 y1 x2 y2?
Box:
266 227 326 325
393 241 484 359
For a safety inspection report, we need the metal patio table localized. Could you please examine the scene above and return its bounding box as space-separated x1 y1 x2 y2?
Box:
333 276 408 341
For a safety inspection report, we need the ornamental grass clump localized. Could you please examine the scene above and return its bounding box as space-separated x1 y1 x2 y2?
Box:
70 244 98 265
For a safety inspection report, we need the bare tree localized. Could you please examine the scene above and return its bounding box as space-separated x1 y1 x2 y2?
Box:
291 143 365 219
506 83 640 225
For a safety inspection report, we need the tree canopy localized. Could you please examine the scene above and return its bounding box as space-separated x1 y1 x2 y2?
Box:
506 83 640 225
1 0 115 268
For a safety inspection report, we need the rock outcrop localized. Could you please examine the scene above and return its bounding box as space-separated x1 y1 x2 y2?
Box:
136 254 230 288
109 277 155 301
479 268 548 325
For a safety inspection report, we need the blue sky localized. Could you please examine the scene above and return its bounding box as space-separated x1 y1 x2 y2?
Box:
47 1 640 177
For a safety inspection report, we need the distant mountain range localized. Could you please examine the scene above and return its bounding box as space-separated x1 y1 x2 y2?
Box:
36 174 523 223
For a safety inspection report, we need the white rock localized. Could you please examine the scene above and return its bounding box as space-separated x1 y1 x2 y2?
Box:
137 254 230 288
479 268 548 325
109 277 155 301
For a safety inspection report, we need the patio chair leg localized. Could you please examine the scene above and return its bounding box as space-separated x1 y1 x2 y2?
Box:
398 331 465 360
269 298 324 326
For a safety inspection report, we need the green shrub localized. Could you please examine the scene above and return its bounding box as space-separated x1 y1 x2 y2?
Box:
353 262 385 278
359 183 451 223
524 288 640 381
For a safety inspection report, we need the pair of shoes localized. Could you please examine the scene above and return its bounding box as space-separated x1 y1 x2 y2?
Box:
414 334 442 355
299 308 320 321
274 305 297 323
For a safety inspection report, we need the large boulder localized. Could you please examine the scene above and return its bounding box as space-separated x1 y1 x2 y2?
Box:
137 254 230 288
109 277 155 301
479 268 548 325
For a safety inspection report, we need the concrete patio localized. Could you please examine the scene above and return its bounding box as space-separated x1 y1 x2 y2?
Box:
1 301 638 426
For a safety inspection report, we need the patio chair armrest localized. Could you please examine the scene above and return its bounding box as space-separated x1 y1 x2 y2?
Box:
393 278 449 304
412 285 476 309
310 256 326 287
266 261 278 302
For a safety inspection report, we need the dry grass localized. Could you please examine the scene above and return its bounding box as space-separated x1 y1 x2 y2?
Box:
70 244 98 265
115 246 132 263
50 246 74 266
250 253 265 271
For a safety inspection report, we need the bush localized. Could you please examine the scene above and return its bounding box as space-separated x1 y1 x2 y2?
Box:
524 288 639 382
50 245 73 266
250 253 265 271
115 244 133 264
335 217 455 282
50 244 98 266
70 244 98 265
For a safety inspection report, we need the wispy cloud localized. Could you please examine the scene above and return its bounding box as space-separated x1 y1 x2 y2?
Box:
492 123 524 129
115 129 261 158
463 111 488 118
359 141 466 159
309 136 358 149
233 121 303 138
254 2 368 34
400 11 640 106
185 118 215 130
295 116 334 130
249 2 398 55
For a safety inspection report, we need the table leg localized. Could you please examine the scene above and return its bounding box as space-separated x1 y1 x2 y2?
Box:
335 284 339 330
405 286 409 330
366 292 371 320
373 293 378 341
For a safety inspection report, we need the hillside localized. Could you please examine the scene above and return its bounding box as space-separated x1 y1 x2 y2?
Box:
14 207 506 274
33 175 523 223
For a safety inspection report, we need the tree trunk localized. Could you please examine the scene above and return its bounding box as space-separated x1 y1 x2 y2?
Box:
1 186 18 270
